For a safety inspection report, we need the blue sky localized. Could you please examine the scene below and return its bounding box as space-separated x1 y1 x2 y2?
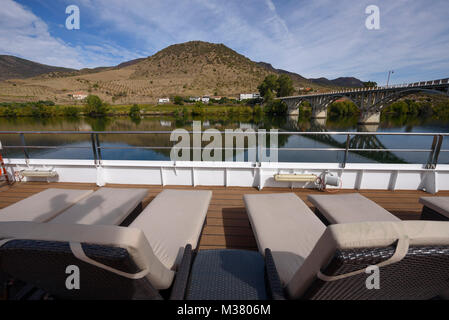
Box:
1 0 448 84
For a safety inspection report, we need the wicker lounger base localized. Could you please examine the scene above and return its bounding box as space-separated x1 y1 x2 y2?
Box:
186 249 268 300
303 245 449 300
0 239 162 300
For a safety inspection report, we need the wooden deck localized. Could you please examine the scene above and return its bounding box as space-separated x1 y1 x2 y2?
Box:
1 182 449 251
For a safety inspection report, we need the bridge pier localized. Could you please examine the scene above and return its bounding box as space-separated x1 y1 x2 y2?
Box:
286 101 300 116
312 118 327 127
358 111 380 124
288 107 299 116
311 108 327 119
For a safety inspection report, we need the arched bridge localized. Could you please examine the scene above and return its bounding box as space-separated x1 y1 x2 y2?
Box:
277 78 449 124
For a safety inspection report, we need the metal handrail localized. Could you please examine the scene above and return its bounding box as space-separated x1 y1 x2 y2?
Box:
1 131 449 136
0 131 447 168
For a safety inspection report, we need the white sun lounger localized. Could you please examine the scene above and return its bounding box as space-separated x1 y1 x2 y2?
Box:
129 189 212 270
0 188 93 223
419 197 449 221
244 193 449 300
0 189 213 299
307 193 401 224
50 188 149 226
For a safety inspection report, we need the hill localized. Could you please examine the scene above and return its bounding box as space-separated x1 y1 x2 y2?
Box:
0 55 75 81
311 76 364 88
256 62 309 85
0 41 361 104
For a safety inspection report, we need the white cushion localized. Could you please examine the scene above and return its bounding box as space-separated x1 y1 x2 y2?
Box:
287 221 449 299
0 188 93 222
243 193 326 286
420 197 449 218
50 188 148 226
130 189 212 270
0 221 175 289
308 193 400 224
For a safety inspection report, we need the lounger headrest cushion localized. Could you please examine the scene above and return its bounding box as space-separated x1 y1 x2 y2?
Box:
287 221 449 299
0 221 175 289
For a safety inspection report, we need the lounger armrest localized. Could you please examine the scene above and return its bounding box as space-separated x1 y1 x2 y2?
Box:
169 244 193 300
264 248 285 300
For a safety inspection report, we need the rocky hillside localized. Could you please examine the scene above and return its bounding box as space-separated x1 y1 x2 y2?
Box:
128 41 313 96
0 41 363 104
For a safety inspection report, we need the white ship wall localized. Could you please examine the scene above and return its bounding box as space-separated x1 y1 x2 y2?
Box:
4 158 449 194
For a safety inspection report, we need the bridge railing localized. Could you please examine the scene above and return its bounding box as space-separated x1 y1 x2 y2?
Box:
280 78 449 98
0 131 448 169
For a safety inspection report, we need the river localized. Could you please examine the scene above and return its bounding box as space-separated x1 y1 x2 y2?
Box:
0 114 448 164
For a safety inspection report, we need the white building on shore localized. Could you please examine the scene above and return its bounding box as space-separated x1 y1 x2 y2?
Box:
239 93 260 101
158 97 170 104
70 92 88 100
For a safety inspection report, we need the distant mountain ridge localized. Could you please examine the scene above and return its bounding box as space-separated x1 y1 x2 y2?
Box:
256 62 308 84
310 77 364 88
0 55 76 81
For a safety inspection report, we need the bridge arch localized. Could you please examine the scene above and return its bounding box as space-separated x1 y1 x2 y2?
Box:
278 78 449 123
369 88 449 112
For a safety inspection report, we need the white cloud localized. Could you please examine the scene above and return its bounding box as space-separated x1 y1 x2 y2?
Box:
2 0 448 83
0 0 144 68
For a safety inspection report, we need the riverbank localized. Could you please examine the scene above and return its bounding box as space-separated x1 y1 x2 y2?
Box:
0 102 262 118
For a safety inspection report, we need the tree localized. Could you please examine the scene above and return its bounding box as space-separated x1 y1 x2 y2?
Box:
174 96 184 105
258 74 278 99
258 74 294 99
276 74 294 97
129 104 140 118
264 100 288 115
84 95 108 117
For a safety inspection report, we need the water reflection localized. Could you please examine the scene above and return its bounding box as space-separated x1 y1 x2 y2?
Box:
0 114 448 164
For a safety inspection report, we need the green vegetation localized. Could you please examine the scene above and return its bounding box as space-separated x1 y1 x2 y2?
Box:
256 74 294 116
129 104 141 118
276 75 295 97
264 100 288 115
84 95 108 117
173 96 184 105
383 99 431 117
258 74 295 100
191 102 205 116
63 106 80 117
1 93 447 121
328 100 359 117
